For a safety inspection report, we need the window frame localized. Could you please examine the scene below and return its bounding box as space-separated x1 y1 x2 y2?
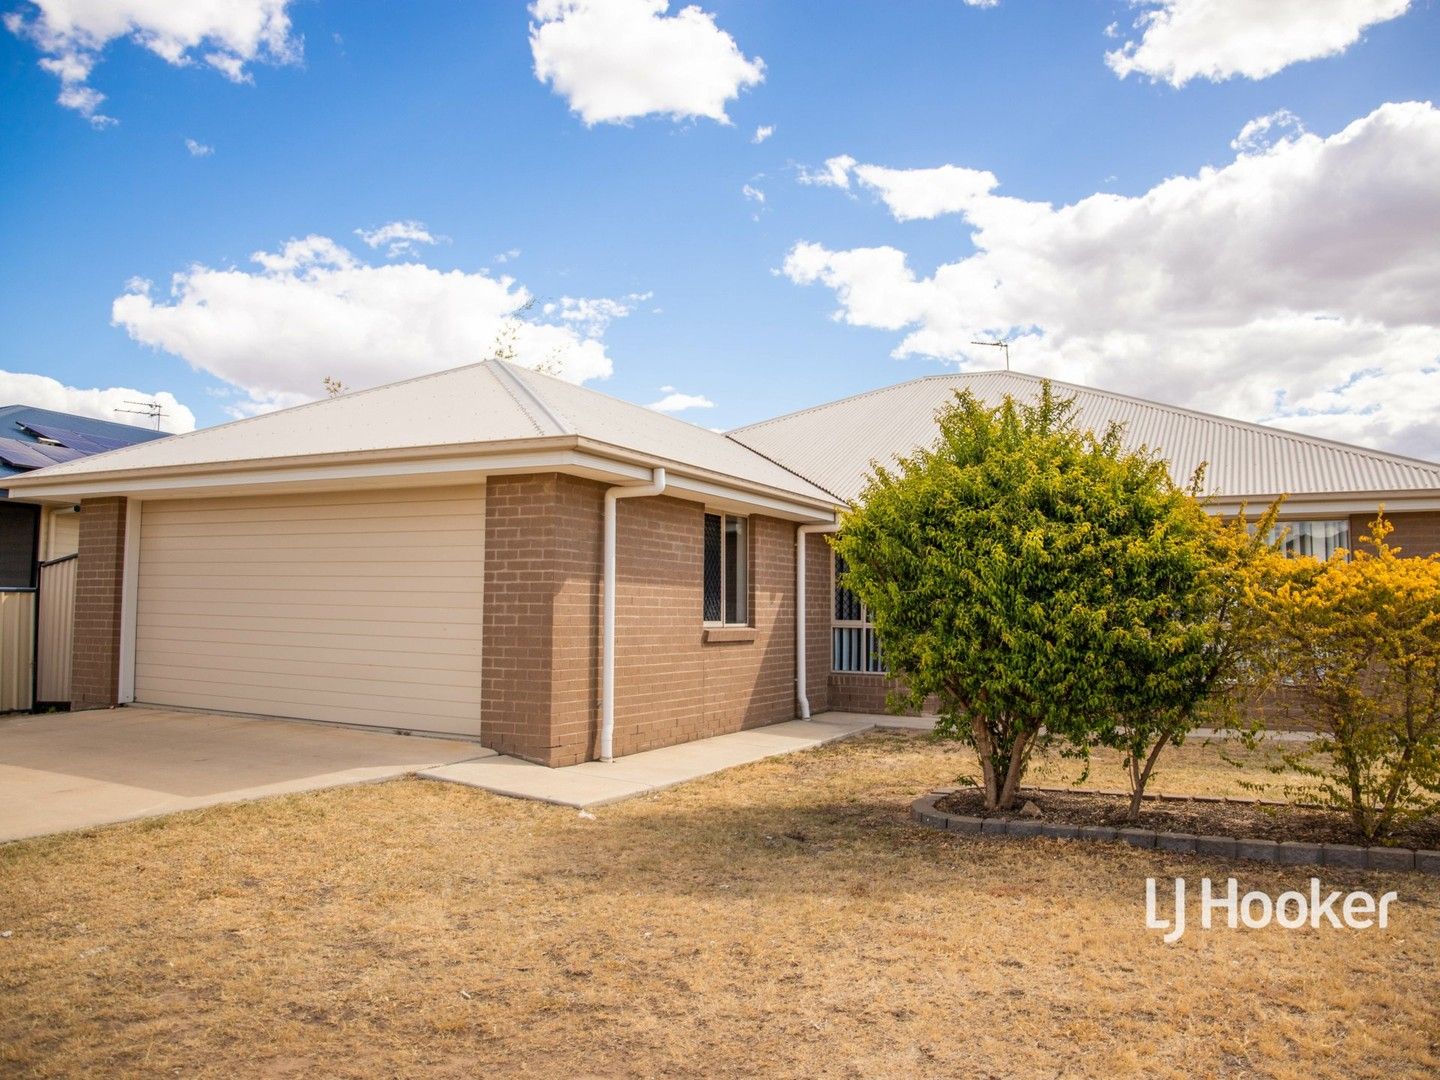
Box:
1266 518 1351 560
702 508 751 627
0 501 41 592
831 552 885 673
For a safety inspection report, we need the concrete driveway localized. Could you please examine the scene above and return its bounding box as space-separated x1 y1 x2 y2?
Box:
0 707 492 843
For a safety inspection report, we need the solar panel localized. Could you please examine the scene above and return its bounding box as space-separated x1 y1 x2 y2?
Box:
16 421 133 455
31 443 85 464
0 437 64 471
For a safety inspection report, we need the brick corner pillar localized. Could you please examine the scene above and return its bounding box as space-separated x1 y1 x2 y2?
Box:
480 473 605 767
71 496 128 711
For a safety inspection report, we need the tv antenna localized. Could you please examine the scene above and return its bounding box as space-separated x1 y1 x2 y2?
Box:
116 399 167 430
970 340 1010 371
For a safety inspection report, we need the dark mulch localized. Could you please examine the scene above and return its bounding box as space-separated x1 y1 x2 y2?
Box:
934 787 1440 849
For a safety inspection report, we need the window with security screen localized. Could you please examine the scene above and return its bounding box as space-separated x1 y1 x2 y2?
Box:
832 553 884 673
703 511 748 625
0 501 40 590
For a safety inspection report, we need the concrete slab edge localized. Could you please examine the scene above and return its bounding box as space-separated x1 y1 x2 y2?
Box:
419 721 880 810
910 795 1439 875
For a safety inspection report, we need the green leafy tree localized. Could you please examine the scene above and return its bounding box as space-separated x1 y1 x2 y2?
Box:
834 383 1237 812
1253 514 1440 841
1090 503 1287 819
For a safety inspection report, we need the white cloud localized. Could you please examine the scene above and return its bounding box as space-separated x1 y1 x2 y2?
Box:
797 154 857 189
854 163 999 222
5 0 300 124
529 0 764 125
1230 109 1306 154
1106 0 1411 86
0 369 195 433
752 124 774 143
963 0 999 6
742 183 765 204
543 292 653 337
184 137 214 157
354 220 440 258
797 157 1000 222
112 233 641 417
648 386 715 412
782 101 1440 460
493 248 521 264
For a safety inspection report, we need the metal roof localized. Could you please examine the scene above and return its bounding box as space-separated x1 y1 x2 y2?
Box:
15 361 835 504
0 404 168 482
727 370 1440 504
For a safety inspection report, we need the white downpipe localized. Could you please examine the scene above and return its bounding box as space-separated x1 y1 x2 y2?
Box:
601 467 667 762
795 522 839 720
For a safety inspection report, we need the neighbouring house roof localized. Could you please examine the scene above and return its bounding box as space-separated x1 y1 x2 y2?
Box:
0 404 169 489
6 361 835 510
727 370 1440 509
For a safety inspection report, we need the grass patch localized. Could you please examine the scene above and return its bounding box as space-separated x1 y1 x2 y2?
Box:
2 731 1437 1078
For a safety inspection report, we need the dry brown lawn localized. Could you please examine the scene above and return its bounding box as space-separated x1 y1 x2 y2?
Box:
2 731 1437 1079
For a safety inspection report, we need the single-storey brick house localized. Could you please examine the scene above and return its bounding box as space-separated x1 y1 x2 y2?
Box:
7 362 1440 764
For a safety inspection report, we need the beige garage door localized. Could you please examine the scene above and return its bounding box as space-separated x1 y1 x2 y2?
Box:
135 486 485 737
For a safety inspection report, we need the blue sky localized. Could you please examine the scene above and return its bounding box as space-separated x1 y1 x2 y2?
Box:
1 0 1438 457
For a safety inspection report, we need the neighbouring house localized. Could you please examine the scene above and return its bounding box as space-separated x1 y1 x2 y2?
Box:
1 406 170 710
5 362 1438 761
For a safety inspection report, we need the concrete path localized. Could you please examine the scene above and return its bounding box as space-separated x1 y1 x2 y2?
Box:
0 708 491 843
420 713 881 808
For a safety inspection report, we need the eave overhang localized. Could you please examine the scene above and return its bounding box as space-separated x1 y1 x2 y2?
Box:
2 433 840 524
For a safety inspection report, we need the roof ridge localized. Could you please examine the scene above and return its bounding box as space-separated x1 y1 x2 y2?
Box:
723 431 847 503
489 360 570 436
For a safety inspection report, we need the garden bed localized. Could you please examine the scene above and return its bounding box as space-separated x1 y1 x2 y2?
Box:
934 786 1440 849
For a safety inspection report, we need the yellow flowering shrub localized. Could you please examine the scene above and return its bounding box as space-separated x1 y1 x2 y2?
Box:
1253 515 1440 840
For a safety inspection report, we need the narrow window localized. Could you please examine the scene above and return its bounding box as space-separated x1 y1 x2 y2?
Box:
703 511 749 625
0 502 40 590
703 513 723 622
832 553 884 673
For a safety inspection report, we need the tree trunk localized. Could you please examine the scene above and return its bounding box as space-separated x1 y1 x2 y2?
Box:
971 715 1000 810
996 728 1032 810
1126 732 1172 822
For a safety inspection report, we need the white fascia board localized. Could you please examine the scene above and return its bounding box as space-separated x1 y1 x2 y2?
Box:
662 473 836 522
1207 492 1440 517
9 445 839 521
7 448 636 501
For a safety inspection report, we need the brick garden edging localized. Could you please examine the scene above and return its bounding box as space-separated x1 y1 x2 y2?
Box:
911 791 1440 875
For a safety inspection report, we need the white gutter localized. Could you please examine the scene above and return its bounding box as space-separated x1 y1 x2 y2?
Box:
795 522 839 719
600 467 667 762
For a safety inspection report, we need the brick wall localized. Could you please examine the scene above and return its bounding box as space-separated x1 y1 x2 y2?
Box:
71 496 126 711
548 475 605 761
604 487 798 763
1350 509 1440 557
482 473 807 766
480 476 562 761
